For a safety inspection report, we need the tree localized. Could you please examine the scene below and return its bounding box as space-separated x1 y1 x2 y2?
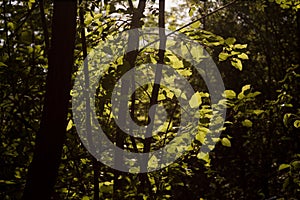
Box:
22 1 77 199
0 0 299 199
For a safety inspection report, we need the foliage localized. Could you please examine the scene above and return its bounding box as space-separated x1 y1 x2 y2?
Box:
0 0 299 199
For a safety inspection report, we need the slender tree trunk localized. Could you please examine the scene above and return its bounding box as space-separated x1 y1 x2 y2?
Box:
113 0 146 199
142 0 166 192
78 1 100 199
22 1 77 199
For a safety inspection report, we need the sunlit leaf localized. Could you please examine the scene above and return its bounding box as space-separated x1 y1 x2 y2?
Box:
242 119 253 127
219 52 230 61
237 53 249 60
191 21 201 29
234 44 248 49
148 155 158 169
283 113 291 127
294 120 300 128
278 163 290 171
66 120 73 131
221 138 231 147
223 90 236 99
195 131 206 144
189 92 202 108
253 110 264 116
197 152 210 163
231 58 242 71
225 37 236 45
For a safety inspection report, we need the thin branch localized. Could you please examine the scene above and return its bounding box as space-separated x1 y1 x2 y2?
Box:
79 0 100 199
138 0 239 53
128 0 134 13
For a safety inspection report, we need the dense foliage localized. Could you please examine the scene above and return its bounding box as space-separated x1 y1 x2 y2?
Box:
0 0 299 199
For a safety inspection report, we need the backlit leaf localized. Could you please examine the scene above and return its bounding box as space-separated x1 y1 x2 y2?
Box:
219 52 230 61
278 163 290 171
66 120 73 131
294 120 300 128
223 90 236 99
225 37 236 45
231 58 242 71
242 119 253 127
238 53 249 60
189 92 202 108
221 138 231 147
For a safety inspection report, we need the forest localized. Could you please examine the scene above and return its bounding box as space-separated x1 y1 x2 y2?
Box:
0 0 299 199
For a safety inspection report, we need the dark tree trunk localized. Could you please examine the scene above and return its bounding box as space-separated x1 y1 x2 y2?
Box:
22 1 77 199
113 1 146 199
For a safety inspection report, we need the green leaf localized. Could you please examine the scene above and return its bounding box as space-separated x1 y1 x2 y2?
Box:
0 62 8 67
253 110 264 116
221 138 231 147
225 37 236 45
7 22 14 30
241 84 251 93
197 152 210 163
246 91 261 98
231 58 242 71
166 145 177 153
238 84 253 99
223 90 236 99
278 163 290 171
178 69 192 76
219 52 230 61
82 196 90 200
189 92 202 108
234 44 248 49
191 21 201 29
195 131 206 144
150 55 157 64
242 119 253 127
148 155 158 169
291 161 300 169
66 120 73 131
237 53 249 60
283 113 291 127
294 120 300 128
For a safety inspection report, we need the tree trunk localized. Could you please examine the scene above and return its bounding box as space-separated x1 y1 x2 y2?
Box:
22 1 77 199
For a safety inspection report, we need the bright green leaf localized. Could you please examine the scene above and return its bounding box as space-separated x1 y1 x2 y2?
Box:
242 119 253 127
237 53 249 60
191 21 201 29
253 110 264 116
221 138 231 147
231 58 242 71
223 90 236 99
246 91 261 98
148 155 158 169
278 163 290 171
189 92 202 108
195 131 206 144
66 120 73 131
225 37 236 45
197 152 210 163
234 44 248 49
294 120 300 128
219 52 230 61
241 84 251 93
283 113 291 127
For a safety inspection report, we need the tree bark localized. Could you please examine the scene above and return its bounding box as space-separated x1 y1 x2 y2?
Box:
22 1 77 199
